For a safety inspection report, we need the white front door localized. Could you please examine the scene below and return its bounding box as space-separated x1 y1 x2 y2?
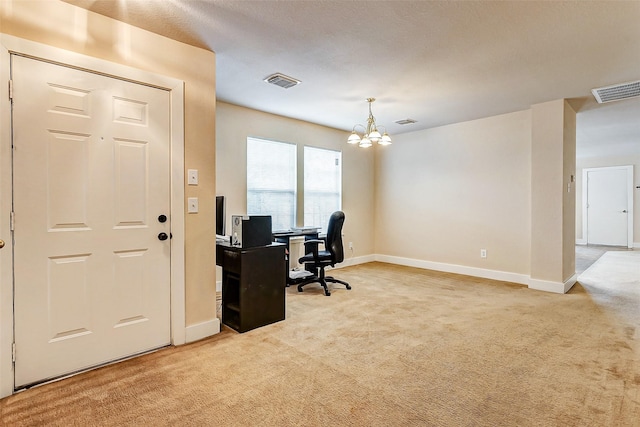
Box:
12 55 172 388
585 166 632 247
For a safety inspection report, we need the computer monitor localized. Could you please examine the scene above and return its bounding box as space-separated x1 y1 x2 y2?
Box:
216 195 225 237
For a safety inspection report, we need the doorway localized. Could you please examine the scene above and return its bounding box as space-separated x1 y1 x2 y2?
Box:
0 35 186 397
11 55 174 388
582 166 634 248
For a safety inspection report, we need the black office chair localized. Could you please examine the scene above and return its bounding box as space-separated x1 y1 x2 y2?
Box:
297 211 351 296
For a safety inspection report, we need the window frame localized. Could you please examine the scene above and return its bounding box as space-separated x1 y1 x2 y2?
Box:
303 145 343 232
246 137 297 231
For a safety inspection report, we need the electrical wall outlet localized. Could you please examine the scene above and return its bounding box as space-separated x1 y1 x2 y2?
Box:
348 242 353 250
480 249 487 258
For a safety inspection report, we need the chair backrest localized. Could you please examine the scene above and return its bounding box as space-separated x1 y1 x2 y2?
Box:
325 211 345 264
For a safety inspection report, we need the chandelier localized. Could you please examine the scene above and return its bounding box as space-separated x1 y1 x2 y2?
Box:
347 98 392 148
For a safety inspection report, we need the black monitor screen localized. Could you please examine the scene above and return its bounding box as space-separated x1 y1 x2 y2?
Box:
216 195 225 236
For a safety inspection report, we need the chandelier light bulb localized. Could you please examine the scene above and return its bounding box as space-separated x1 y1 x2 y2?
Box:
368 130 382 142
379 132 392 145
346 97 392 148
347 131 361 144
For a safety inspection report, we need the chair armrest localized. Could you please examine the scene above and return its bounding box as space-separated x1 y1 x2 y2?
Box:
303 239 325 246
303 239 325 259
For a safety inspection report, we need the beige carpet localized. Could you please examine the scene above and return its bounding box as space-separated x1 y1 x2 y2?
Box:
1 262 639 426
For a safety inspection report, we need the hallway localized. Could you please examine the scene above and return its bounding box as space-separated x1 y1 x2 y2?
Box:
575 244 636 275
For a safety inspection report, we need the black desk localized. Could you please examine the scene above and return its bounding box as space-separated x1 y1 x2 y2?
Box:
216 242 286 333
273 229 320 285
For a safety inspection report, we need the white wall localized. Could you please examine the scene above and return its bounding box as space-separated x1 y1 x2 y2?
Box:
374 110 532 276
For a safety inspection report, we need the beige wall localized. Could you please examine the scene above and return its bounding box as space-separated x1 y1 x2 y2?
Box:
576 155 640 245
1 0 217 326
374 110 532 275
530 100 576 284
217 101 580 291
562 101 577 281
375 102 576 290
215 102 375 266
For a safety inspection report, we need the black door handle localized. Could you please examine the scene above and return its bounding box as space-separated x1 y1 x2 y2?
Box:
158 232 169 241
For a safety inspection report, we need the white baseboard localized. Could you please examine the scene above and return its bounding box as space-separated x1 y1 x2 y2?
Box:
337 254 376 268
375 254 530 286
374 254 578 294
528 274 576 294
576 239 639 249
185 318 220 343
565 274 578 292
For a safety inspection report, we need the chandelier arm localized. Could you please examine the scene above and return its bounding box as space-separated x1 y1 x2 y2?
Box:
347 97 391 147
352 124 367 134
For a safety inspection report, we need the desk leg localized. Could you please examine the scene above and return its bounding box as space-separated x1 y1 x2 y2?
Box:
274 236 292 286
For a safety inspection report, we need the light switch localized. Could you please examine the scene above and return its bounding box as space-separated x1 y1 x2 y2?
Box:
188 169 198 185
188 197 199 213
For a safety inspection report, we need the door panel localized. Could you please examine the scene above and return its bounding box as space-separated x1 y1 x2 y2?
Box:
586 168 629 246
12 56 171 388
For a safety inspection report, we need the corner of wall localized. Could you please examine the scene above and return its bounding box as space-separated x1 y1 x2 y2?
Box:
185 319 221 344
528 274 576 294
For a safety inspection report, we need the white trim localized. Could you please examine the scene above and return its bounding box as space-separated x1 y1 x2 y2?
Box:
575 239 587 245
528 274 577 294
565 274 578 292
582 165 634 249
185 319 221 344
334 254 376 268
0 38 14 400
374 254 531 286
374 254 580 294
169 82 186 347
0 35 186 398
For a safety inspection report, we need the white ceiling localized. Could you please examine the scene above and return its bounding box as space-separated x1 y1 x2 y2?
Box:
66 0 640 157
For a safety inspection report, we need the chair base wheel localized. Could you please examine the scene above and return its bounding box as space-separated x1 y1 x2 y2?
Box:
326 276 351 291
296 275 349 296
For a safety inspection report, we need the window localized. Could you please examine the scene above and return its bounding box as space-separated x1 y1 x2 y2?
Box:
304 146 342 232
246 137 296 231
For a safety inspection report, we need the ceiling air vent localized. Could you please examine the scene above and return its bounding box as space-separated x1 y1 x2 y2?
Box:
592 80 640 104
264 73 301 89
395 118 417 125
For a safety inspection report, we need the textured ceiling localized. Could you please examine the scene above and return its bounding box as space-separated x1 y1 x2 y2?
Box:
65 0 640 157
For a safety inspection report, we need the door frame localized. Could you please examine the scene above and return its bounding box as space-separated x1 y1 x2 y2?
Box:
582 165 634 249
0 35 186 397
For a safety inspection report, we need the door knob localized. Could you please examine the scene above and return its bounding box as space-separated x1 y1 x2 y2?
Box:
622 210 628 213
0 239 4 249
158 232 169 241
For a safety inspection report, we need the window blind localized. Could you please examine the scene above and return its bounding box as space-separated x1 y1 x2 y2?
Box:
247 137 297 231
